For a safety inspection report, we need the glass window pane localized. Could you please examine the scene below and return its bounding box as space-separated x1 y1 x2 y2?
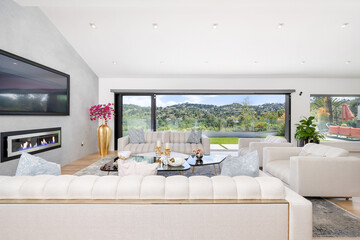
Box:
122 96 152 136
310 96 360 141
156 95 286 139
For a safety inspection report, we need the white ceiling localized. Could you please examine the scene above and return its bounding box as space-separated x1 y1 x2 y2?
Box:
14 0 360 78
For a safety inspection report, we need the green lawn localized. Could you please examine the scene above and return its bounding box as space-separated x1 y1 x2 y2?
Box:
210 137 239 144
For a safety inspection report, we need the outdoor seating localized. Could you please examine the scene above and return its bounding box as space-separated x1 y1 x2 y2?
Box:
328 126 360 138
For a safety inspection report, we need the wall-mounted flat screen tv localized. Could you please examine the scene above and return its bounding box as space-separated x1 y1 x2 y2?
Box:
0 49 70 115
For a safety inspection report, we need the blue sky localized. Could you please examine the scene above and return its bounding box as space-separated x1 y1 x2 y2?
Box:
123 95 285 107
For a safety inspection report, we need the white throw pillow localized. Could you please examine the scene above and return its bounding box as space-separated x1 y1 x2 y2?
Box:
15 153 61 176
118 160 158 176
221 151 259 177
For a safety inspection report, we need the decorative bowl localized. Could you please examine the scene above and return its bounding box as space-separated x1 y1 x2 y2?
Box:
168 157 185 167
118 151 132 160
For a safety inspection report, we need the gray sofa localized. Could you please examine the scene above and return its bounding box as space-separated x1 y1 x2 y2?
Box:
118 131 210 155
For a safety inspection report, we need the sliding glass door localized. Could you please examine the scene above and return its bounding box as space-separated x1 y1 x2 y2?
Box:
114 92 291 150
121 95 153 136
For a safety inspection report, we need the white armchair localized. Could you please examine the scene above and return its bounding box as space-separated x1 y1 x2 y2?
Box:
238 136 293 167
263 143 360 197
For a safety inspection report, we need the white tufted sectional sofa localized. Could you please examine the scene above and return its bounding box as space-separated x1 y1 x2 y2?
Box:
118 131 211 155
0 174 311 240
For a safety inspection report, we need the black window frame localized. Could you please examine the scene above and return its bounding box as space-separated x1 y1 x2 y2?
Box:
114 91 292 150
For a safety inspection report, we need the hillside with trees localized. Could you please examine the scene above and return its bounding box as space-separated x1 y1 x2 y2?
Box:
123 102 285 135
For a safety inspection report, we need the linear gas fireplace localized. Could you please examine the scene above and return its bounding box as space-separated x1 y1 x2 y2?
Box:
1 127 61 163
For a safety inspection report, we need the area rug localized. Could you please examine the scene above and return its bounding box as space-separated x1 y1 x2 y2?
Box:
74 155 360 238
310 198 360 238
74 153 235 177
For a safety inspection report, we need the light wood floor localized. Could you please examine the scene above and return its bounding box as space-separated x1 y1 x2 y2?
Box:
62 151 360 240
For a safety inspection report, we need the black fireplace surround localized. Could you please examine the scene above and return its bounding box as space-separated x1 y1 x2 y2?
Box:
1 127 61 163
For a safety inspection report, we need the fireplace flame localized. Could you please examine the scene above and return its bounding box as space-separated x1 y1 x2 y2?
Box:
18 136 56 151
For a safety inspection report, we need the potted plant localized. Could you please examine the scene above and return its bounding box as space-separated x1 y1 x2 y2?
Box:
294 116 325 147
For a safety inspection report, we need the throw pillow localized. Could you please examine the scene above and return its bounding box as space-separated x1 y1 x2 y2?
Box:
128 129 145 144
186 130 202 144
221 151 259 177
15 153 61 176
118 160 158 176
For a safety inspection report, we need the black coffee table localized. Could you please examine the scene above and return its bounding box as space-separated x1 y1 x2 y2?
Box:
100 155 191 175
187 155 227 175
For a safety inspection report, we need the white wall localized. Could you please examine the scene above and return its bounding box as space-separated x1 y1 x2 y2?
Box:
99 77 360 150
0 0 99 175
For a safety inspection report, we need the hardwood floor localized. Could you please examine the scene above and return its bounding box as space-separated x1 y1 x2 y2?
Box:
61 151 117 175
62 151 360 240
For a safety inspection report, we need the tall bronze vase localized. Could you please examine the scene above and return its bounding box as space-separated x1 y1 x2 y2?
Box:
97 119 111 157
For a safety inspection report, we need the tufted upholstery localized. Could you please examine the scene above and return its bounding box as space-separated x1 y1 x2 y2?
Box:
0 175 285 200
118 131 210 155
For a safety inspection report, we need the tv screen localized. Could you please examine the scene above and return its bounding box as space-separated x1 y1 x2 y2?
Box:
0 50 70 115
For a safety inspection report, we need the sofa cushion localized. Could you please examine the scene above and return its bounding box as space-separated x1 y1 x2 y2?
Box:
140 175 166 199
186 130 202 144
0 175 285 200
350 127 360 138
128 129 145 144
124 143 156 153
300 143 349 157
168 143 203 155
266 160 290 185
188 176 213 199
170 131 190 143
144 131 167 143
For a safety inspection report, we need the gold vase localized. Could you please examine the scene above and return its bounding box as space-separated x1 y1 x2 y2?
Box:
97 119 111 157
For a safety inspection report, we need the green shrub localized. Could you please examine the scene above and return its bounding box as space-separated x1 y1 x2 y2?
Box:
254 122 268 132
276 122 285 136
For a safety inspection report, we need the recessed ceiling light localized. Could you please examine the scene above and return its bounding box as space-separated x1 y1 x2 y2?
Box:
345 61 351 64
112 61 117 65
13 62 17 65
277 23 284 29
89 23 97 29
213 24 218 29
300 61 306 64
153 23 158 29
341 23 349 28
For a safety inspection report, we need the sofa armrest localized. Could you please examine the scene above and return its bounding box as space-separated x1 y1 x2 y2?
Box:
263 147 302 172
284 187 312 240
249 142 294 167
238 138 263 149
201 135 210 155
289 156 360 197
117 136 130 151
